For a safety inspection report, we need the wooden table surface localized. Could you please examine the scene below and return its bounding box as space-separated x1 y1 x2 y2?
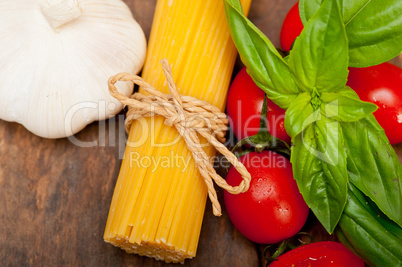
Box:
1 1 401 266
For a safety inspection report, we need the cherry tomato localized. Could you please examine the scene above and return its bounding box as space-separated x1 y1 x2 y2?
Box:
280 1 303 51
224 151 309 244
347 62 402 144
269 241 364 267
226 67 291 143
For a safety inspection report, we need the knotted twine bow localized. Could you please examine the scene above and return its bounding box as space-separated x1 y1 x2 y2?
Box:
108 59 251 216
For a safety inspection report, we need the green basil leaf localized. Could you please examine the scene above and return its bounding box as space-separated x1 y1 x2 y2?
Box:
284 93 320 138
299 0 402 67
341 115 402 227
291 120 348 233
335 229 361 256
337 183 402 266
223 0 299 109
320 88 377 122
289 0 348 93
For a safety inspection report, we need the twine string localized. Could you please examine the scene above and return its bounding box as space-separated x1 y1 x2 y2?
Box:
108 59 251 216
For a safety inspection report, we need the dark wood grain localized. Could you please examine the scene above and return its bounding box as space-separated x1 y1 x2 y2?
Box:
0 0 400 266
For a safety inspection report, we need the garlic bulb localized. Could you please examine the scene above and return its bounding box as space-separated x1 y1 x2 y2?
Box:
0 0 146 138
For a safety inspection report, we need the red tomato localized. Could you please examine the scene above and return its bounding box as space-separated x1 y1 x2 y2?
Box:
280 1 303 51
269 241 364 267
226 67 291 143
347 62 402 144
224 151 309 244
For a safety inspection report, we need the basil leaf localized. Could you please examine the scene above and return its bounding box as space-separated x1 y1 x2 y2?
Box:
223 0 299 109
291 120 348 233
337 183 402 266
320 88 377 122
284 93 320 138
335 230 361 256
341 115 402 227
299 0 402 67
289 0 348 93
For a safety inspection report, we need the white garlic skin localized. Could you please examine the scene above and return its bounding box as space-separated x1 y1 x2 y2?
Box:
0 0 147 138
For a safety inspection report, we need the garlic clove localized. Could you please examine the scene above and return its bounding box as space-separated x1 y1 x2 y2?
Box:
42 0 83 30
0 0 147 138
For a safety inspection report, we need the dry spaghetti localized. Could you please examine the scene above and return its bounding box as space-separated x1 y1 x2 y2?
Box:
108 59 251 216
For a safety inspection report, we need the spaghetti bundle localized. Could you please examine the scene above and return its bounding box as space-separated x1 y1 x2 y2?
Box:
104 0 252 263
